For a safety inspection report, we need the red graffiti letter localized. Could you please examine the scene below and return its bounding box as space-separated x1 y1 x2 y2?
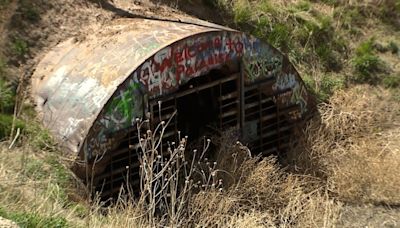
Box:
174 51 184 63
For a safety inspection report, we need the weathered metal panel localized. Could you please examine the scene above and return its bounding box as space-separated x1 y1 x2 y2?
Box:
32 18 313 161
86 31 312 159
32 18 229 156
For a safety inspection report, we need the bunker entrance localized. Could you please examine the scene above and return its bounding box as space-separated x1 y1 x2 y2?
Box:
148 69 240 146
31 18 314 203
94 67 297 200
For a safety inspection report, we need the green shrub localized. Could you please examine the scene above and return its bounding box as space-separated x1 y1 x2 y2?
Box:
335 7 365 29
378 0 400 28
11 37 29 57
352 54 381 82
288 0 311 12
383 74 400 88
25 123 55 150
318 74 345 100
267 23 292 52
45 156 71 187
388 41 399 55
302 73 345 101
0 58 6 78
19 0 40 22
232 0 252 25
315 43 342 71
0 114 25 140
0 79 14 112
317 0 339 6
24 159 47 180
352 39 385 83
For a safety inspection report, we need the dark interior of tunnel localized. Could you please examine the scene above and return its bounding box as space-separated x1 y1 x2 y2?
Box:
177 69 225 140
92 66 297 202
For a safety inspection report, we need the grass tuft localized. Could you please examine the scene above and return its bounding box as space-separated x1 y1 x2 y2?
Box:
0 207 68 228
383 73 400 88
11 37 29 57
351 39 385 83
0 78 15 113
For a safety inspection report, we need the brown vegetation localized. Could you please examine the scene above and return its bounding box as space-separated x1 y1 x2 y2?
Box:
290 85 400 206
0 0 399 227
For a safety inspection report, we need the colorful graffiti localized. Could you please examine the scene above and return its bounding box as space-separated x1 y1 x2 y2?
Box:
243 52 282 81
100 77 144 132
273 72 308 118
85 31 309 158
135 33 260 96
98 32 285 134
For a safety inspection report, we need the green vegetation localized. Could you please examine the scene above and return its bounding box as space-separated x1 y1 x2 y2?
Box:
11 37 29 57
0 207 68 228
0 0 11 9
0 78 14 112
388 41 399 55
0 58 6 77
221 0 399 101
25 123 56 150
19 0 40 22
383 73 400 88
303 73 345 101
0 114 25 139
351 39 385 84
228 0 347 73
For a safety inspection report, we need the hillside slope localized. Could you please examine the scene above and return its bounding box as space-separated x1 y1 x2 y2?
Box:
0 0 399 227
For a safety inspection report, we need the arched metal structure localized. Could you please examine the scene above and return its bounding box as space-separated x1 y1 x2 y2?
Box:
32 18 314 198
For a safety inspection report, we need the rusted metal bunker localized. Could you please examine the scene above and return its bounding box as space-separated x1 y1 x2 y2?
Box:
32 18 314 199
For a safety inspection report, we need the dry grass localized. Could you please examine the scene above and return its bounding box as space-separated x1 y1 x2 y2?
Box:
2 85 400 227
186 157 340 227
290 85 400 205
0 138 341 227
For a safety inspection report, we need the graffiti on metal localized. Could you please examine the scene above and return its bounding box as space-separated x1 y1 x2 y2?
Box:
85 31 308 158
97 32 281 136
32 19 223 155
32 18 311 160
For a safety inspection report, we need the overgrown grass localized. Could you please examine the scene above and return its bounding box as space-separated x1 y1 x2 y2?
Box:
0 0 399 227
289 85 400 205
19 0 40 22
7 86 398 226
0 78 15 113
0 58 6 78
11 37 29 57
0 0 11 9
351 39 386 83
219 0 399 102
0 140 341 227
383 73 400 89
0 114 24 140
225 0 347 72
302 73 345 101
0 207 68 228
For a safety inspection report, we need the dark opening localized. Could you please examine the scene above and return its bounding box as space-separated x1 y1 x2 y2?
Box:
176 69 233 139
92 66 299 201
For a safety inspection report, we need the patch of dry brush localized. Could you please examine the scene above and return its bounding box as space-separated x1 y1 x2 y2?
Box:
290 85 400 205
2 85 399 227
